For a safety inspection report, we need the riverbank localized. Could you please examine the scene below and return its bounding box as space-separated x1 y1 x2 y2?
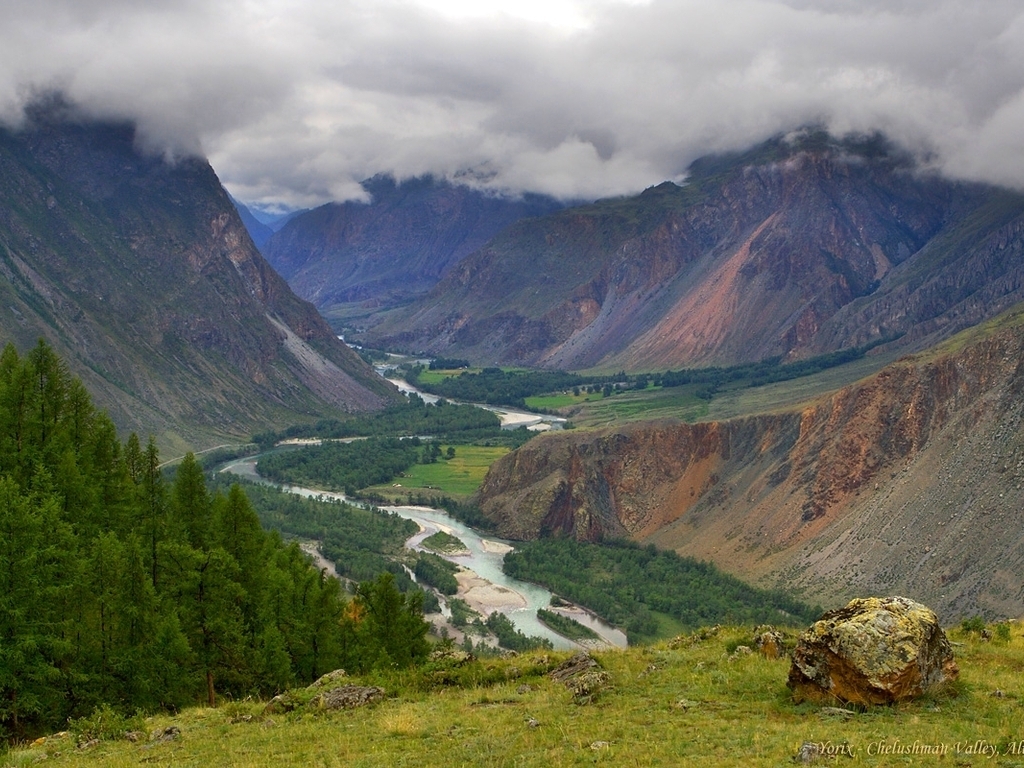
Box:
219 457 626 650
385 377 566 431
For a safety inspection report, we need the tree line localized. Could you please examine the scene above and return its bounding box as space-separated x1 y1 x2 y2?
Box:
503 538 821 643
257 437 424 495
403 338 897 408
0 341 430 739
253 397 502 449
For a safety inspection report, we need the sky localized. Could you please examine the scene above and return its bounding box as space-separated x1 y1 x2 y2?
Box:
3 0 1024 210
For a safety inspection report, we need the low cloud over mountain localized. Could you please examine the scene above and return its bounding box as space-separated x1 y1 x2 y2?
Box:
3 1 1024 207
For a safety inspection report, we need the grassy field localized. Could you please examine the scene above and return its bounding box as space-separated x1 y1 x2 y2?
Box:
412 367 482 386
362 445 509 498
11 623 1023 767
702 349 905 422
566 387 711 429
561 351 905 429
524 391 598 410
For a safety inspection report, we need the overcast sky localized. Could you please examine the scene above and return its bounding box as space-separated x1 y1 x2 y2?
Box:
3 0 1024 209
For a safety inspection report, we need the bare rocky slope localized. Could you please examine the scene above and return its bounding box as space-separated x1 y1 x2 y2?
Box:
477 307 1024 621
366 132 1024 372
0 102 397 451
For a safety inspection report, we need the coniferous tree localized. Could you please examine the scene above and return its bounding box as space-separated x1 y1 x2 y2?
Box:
138 437 167 589
0 339 436 734
352 572 430 671
0 475 74 737
172 452 211 550
124 432 144 485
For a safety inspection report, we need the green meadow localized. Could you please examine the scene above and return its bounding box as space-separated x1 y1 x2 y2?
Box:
363 445 510 499
10 623 1023 768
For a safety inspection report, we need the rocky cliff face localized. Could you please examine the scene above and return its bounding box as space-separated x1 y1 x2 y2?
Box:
366 133 1024 371
0 103 396 450
478 308 1024 620
262 175 562 323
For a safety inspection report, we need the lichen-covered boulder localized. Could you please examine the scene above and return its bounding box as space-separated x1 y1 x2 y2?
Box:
550 652 610 705
308 685 385 711
306 669 347 691
788 596 959 705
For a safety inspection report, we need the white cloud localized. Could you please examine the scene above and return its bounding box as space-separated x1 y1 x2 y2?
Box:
2 0 1023 204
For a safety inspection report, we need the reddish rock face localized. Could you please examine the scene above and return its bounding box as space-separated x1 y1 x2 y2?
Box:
476 312 1024 619
787 596 959 706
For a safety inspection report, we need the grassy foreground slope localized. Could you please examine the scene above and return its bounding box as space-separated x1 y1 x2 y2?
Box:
8 624 1022 767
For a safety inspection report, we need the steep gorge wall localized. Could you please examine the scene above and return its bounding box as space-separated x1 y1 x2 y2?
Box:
479 316 1024 619
0 110 396 450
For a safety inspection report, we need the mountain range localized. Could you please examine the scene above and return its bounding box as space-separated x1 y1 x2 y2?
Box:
259 175 563 329
357 133 1024 371
249 129 1024 618
5 105 1024 619
0 101 396 452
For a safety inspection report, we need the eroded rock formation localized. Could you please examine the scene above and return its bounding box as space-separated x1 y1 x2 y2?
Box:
477 311 1024 619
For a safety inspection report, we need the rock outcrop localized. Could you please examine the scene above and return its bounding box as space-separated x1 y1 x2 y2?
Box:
477 307 1024 620
787 597 959 705
549 652 610 705
308 685 385 711
753 626 786 660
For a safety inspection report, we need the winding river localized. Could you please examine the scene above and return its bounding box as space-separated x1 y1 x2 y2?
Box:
220 457 627 651
385 377 568 432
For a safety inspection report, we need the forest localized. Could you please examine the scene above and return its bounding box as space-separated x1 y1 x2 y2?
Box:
209 477 429 594
403 339 894 408
404 366 594 408
253 397 502 449
257 437 425 494
0 341 430 739
503 539 821 643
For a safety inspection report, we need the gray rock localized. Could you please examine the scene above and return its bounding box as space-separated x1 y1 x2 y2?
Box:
549 652 610 705
262 692 302 715
308 685 385 711
753 625 786 659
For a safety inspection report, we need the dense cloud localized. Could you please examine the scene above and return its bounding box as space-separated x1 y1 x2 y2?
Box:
3 0 1023 207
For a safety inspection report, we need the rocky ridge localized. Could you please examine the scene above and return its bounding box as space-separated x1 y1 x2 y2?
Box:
365 133 1024 371
476 307 1024 620
0 102 396 449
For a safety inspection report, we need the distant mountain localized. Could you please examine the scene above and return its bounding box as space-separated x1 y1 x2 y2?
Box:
476 304 1024 620
0 102 397 451
261 175 563 328
250 207 308 231
364 132 1024 370
229 195 274 250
